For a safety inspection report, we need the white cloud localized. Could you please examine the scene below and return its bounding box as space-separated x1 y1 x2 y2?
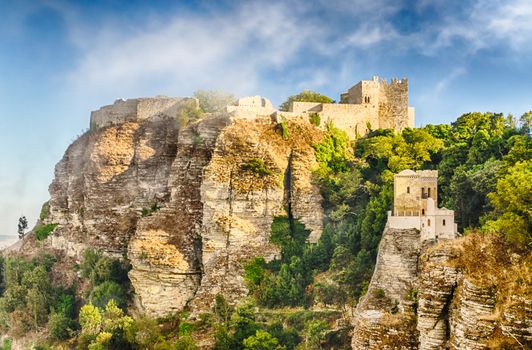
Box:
62 2 324 99
423 0 532 55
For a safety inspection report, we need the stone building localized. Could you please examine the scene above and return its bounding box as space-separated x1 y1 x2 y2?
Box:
289 76 415 138
388 169 458 240
89 76 415 140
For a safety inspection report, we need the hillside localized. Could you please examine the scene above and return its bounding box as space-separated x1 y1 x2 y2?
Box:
0 93 530 349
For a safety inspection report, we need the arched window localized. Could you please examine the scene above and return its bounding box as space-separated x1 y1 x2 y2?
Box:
422 209 425 215
428 187 431 197
443 219 446 226
428 219 431 227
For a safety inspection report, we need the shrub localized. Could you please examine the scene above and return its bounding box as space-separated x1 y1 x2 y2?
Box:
373 288 385 299
242 159 274 177
0 339 12 350
277 121 290 140
173 335 198 350
39 201 50 221
48 312 75 340
309 113 320 127
89 281 126 309
141 203 161 217
34 223 58 241
279 90 333 112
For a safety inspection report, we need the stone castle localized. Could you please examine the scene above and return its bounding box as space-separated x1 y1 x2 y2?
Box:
90 76 415 139
388 169 458 240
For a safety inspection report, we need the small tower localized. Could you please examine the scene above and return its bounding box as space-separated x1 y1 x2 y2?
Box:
388 169 458 241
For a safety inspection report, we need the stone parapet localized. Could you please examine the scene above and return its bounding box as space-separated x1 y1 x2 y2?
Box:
90 96 198 128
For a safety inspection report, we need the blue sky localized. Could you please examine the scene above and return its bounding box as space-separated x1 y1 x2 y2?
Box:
1 0 531 236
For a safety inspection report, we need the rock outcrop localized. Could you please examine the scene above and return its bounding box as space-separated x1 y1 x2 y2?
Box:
43 98 325 317
351 226 421 349
351 228 532 349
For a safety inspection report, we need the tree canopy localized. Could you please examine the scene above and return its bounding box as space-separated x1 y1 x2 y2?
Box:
279 90 334 111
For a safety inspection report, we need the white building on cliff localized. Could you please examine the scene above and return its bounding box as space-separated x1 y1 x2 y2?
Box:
388 169 458 240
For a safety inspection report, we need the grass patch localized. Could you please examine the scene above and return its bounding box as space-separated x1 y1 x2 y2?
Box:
34 223 58 241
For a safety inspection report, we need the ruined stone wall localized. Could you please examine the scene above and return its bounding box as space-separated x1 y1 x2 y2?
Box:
90 97 197 128
290 102 377 139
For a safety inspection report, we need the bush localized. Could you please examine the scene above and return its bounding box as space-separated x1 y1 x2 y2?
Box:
309 113 320 127
242 159 274 177
34 223 58 241
89 281 126 309
141 203 160 217
48 312 75 340
279 90 333 112
277 121 290 140
173 335 198 350
373 288 385 299
0 339 12 350
39 201 50 221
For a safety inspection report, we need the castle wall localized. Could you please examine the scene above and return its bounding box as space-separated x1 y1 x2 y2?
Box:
90 97 196 129
290 101 378 139
90 99 138 128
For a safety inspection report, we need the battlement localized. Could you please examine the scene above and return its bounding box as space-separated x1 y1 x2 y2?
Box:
289 76 415 138
90 96 199 128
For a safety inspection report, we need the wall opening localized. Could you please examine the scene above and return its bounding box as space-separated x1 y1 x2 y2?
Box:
428 187 431 198
428 219 431 227
422 209 425 215
443 219 446 226
407 186 410 194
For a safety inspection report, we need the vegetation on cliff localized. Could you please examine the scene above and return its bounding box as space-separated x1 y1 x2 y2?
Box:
0 105 529 349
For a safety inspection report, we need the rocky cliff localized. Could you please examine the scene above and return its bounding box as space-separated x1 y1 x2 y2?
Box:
351 228 531 349
41 98 325 317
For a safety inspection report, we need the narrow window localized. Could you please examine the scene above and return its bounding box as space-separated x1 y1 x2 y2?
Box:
422 209 425 215
367 97 371 103
428 187 431 197
443 219 446 226
422 187 425 197
428 219 431 227
407 186 410 194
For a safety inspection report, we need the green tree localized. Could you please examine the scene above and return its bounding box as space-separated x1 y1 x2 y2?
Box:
243 330 285 350
279 91 333 112
483 160 531 245
17 216 28 240
90 281 126 309
48 311 75 340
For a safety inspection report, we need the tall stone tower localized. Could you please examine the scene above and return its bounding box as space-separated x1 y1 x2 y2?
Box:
340 76 414 131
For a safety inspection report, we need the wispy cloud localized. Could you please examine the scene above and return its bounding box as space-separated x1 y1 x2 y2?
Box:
62 2 324 99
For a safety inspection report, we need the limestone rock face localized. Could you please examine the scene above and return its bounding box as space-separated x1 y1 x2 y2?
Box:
45 102 324 317
351 227 421 350
48 118 180 257
351 230 532 350
190 117 324 312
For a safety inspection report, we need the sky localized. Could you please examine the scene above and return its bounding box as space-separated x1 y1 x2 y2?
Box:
1 0 531 236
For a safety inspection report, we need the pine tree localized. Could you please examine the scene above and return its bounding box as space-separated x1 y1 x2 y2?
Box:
17 216 28 239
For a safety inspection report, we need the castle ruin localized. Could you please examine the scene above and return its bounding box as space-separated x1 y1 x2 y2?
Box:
89 76 415 139
288 76 415 138
388 169 458 241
